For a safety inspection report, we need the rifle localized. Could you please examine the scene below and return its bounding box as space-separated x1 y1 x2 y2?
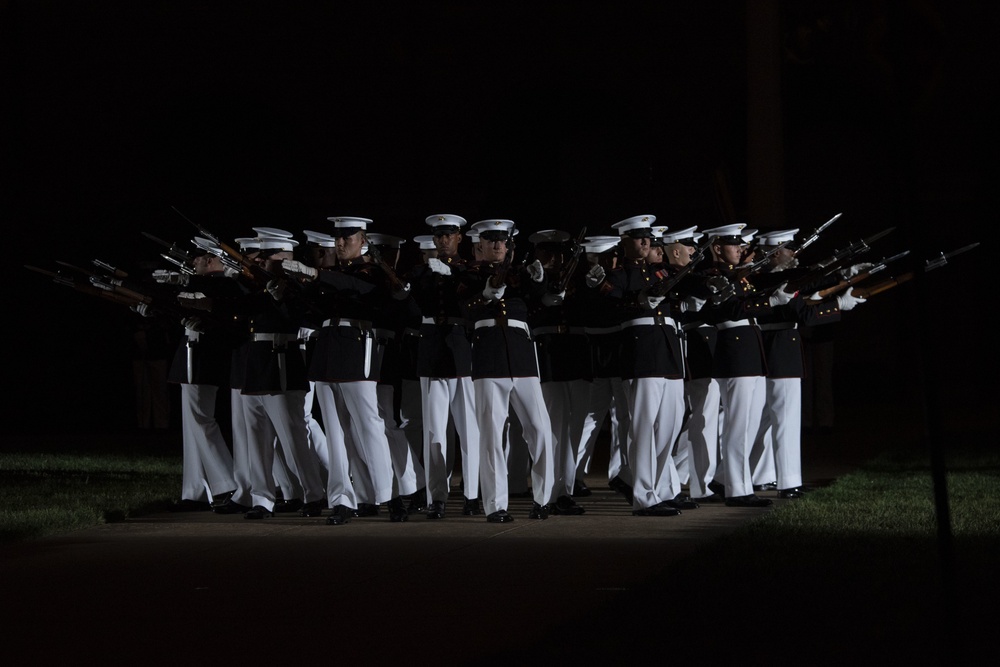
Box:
141 232 196 274
729 242 790 281
552 226 588 294
25 264 142 308
851 243 979 300
806 250 910 300
489 236 516 289
172 206 272 284
366 243 408 292
782 226 897 294
795 212 842 256
647 234 718 298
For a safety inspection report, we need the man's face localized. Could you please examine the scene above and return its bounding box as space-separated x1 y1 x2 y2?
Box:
647 245 664 264
336 231 365 261
768 245 795 268
265 250 292 273
309 245 338 269
667 242 695 268
479 237 508 263
192 253 223 275
620 235 650 260
433 231 461 257
714 242 743 266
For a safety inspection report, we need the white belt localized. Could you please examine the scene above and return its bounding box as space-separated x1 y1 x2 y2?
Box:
251 333 297 344
531 325 585 336
758 322 797 331
584 325 621 335
715 319 753 330
322 318 373 329
474 318 531 334
421 316 469 326
621 316 677 329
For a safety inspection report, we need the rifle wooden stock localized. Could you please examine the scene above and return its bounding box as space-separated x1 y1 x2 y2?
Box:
489 245 515 289
553 226 588 294
851 273 913 300
366 245 408 292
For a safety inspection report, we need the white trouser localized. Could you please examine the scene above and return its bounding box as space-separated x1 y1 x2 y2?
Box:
751 377 802 490
624 377 685 509
674 378 721 498
541 379 590 498
575 377 632 484
179 384 235 502
399 379 425 487
505 411 530 494
718 376 766 498
242 391 325 510
230 389 254 507
421 376 480 503
475 377 555 514
315 380 394 507
377 384 423 497
272 381 328 497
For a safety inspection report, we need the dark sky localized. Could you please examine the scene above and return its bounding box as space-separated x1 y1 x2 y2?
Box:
4 1 996 434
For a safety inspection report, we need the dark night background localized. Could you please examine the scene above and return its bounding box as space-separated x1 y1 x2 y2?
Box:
3 1 996 437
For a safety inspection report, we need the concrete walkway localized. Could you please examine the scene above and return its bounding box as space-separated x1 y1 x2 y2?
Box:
1 430 865 665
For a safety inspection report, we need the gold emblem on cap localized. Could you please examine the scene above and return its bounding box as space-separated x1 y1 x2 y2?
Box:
495 221 502 226
642 216 649 221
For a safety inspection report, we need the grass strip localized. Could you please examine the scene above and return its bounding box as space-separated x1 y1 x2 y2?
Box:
0 452 181 542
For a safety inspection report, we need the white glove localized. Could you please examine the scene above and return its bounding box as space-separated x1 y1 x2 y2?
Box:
838 262 874 279
427 258 452 276
806 291 823 302
392 283 411 300
680 296 706 313
280 259 318 281
152 269 189 285
638 289 665 311
483 282 506 301
541 291 565 307
177 291 212 311
266 279 287 301
182 317 205 333
836 287 866 311
768 283 795 307
527 259 545 283
585 264 605 288
130 303 153 317
223 266 241 278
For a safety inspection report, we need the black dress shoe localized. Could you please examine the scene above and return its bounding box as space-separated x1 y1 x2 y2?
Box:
691 493 723 503
725 494 773 508
326 505 352 525
572 479 592 498
352 503 379 517
753 482 778 492
551 495 586 515
608 476 635 505
244 505 273 520
707 480 726 497
426 501 446 520
273 498 304 513
299 500 325 517
169 499 211 512
211 498 251 515
777 487 805 499
486 510 514 523
633 505 681 517
528 502 550 520
388 496 409 522
212 490 235 504
407 488 427 513
462 498 482 516
663 494 700 510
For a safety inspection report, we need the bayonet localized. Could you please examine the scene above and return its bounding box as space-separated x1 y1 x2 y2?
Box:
795 212 841 254
925 242 979 271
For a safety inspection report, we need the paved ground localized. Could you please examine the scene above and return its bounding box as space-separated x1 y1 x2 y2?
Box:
1 424 872 666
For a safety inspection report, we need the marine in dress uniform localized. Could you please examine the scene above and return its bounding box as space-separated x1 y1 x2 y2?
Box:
572 236 634 502
157 241 239 509
603 215 690 516
282 217 399 525
747 229 865 498
458 219 555 522
526 229 588 515
697 223 796 508
407 214 482 519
